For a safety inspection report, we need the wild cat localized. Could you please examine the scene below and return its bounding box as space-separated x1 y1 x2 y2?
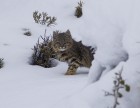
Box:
50 30 94 75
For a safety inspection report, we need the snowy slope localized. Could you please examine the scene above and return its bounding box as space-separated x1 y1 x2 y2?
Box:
53 0 140 108
0 0 140 108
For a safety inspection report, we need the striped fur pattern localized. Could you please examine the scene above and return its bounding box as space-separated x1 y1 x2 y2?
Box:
51 30 94 75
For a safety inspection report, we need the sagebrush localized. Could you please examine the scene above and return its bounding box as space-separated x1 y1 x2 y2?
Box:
75 1 83 18
0 58 4 68
33 11 57 26
104 68 130 108
31 30 53 68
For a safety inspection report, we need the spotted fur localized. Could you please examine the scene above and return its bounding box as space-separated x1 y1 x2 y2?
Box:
51 30 94 75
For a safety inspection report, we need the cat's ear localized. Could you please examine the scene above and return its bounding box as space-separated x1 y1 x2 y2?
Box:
53 31 58 38
66 29 71 36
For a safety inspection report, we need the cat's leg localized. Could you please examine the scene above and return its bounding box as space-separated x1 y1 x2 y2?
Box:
65 64 79 75
87 60 105 84
65 58 80 75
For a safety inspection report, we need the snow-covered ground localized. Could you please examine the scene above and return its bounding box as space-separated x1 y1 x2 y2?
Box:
0 1 88 108
0 0 140 108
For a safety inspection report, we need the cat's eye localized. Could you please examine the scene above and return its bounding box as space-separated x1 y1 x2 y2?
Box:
63 43 67 47
54 42 60 48
65 42 70 47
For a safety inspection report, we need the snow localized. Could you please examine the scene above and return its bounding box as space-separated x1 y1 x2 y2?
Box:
0 0 140 108
0 0 88 108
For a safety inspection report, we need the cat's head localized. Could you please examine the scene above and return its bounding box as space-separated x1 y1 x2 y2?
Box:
52 30 73 52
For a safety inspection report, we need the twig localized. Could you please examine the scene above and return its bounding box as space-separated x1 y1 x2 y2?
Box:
104 67 130 108
33 11 57 26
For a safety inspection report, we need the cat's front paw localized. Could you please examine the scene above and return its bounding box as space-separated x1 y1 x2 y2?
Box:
65 71 76 75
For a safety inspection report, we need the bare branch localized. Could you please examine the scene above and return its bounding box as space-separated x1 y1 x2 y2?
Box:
33 11 57 27
31 30 53 68
104 67 130 108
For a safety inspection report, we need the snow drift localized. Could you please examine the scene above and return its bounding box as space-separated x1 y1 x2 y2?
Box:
0 0 140 108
